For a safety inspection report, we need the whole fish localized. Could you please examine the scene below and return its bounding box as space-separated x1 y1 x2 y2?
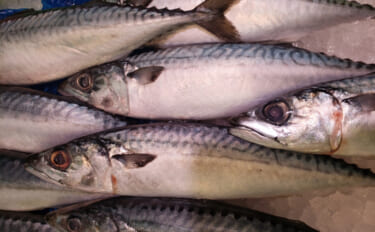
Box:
230 73 375 157
25 123 375 199
0 211 56 232
0 155 110 211
0 0 238 85
59 43 375 119
47 197 318 232
0 87 126 154
147 0 375 46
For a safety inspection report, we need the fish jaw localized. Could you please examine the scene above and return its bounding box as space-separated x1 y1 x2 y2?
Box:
24 154 65 187
230 125 285 150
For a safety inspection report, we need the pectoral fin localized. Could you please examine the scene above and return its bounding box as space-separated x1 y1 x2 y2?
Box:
343 94 375 112
127 66 164 85
112 154 156 169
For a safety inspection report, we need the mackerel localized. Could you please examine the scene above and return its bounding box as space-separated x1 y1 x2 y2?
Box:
0 87 126 153
148 0 375 46
0 155 110 211
26 123 375 199
0 211 56 232
47 197 318 232
230 73 375 156
0 0 238 85
59 43 375 119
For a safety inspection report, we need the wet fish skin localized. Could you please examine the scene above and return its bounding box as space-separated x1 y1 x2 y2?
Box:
59 43 375 119
146 0 375 46
0 0 237 85
0 87 126 153
47 197 318 232
26 123 375 199
0 211 56 232
0 155 110 211
230 73 375 157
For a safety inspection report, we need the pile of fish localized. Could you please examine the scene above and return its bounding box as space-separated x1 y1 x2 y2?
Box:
1 0 374 231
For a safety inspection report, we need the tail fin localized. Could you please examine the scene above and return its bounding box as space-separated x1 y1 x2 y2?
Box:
194 0 240 42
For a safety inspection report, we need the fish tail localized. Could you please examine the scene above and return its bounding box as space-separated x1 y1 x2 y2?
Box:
193 0 240 42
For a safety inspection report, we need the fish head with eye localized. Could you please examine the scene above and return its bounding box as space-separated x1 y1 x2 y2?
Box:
47 209 119 232
230 89 344 154
25 139 113 193
58 62 130 115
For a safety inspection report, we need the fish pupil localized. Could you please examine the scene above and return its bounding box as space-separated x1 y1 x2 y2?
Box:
79 77 89 88
267 105 283 122
67 218 81 232
54 153 66 165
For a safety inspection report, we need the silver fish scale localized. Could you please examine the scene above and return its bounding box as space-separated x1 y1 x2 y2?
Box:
0 212 56 232
0 90 124 129
127 43 375 71
0 5 187 41
102 123 374 177
80 197 317 232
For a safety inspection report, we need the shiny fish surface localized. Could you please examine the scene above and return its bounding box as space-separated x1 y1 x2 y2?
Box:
0 155 109 211
0 211 56 232
26 123 375 199
230 73 375 157
0 87 126 153
48 197 318 232
0 0 237 85
59 43 375 119
147 0 375 46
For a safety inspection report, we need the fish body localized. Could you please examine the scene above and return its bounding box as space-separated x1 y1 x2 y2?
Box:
0 0 236 85
26 123 375 199
146 0 375 46
230 73 375 156
0 87 126 153
59 43 375 119
0 155 110 211
0 211 56 232
47 197 318 232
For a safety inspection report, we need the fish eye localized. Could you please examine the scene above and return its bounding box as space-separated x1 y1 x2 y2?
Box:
49 150 71 171
66 216 81 232
262 101 290 125
75 73 93 91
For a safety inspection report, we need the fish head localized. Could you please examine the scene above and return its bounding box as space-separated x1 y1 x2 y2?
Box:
230 89 343 154
59 62 129 115
47 208 118 232
25 138 112 192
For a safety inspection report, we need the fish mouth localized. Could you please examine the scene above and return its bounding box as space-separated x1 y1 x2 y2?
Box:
229 117 285 148
57 81 72 96
24 161 64 187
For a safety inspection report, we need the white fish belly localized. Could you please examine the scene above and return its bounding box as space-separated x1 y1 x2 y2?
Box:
128 58 372 119
113 155 370 198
